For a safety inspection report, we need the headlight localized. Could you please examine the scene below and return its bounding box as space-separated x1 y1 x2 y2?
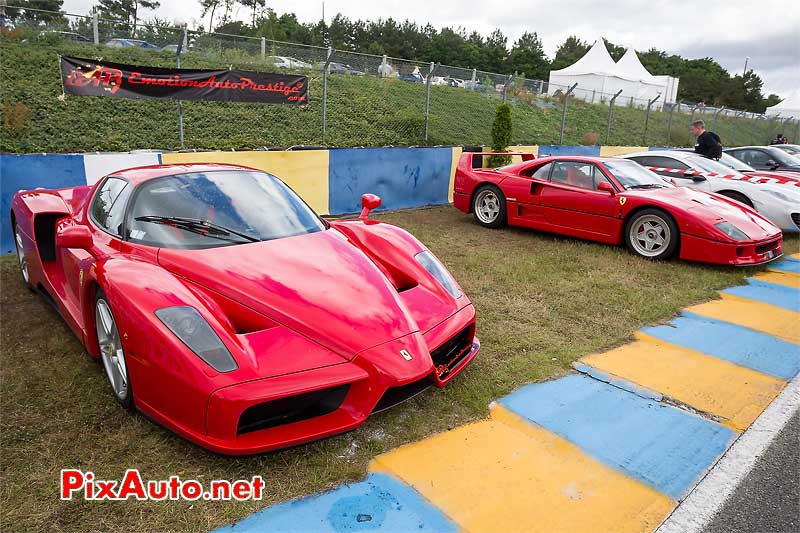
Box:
155 306 238 372
715 222 749 241
415 250 462 299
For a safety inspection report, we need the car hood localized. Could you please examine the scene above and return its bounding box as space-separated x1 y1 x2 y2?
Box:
628 186 779 240
157 229 418 359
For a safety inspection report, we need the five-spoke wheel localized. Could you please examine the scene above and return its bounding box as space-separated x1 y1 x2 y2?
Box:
624 209 679 260
95 291 133 409
472 185 507 228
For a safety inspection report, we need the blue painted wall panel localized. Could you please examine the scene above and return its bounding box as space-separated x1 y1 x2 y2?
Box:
723 279 800 312
328 147 455 215
536 145 601 157
771 259 800 274
643 312 800 380
212 473 457 533
500 374 735 499
1 154 87 254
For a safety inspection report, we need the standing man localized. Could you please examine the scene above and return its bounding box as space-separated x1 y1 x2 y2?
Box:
691 120 723 159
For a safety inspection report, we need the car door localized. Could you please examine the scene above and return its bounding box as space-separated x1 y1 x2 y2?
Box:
501 162 552 225
628 155 711 191
729 148 774 170
538 161 619 238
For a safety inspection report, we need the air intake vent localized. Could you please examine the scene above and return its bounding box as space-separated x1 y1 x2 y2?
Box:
237 384 349 434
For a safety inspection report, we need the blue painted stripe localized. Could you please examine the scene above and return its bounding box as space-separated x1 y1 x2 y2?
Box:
722 279 800 312
536 145 601 157
642 312 800 380
500 374 736 499
771 260 800 274
212 473 457 533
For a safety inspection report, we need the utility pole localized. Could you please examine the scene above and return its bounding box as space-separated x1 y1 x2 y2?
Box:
743 56 749 76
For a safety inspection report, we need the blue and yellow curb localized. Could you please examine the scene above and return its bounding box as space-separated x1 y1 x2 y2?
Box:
215 259 800 533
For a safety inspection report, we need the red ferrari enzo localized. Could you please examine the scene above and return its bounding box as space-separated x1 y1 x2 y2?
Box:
453 153 783 265
11 163 479 455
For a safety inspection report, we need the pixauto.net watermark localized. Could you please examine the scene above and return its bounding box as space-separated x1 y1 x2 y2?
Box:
61 469 265 501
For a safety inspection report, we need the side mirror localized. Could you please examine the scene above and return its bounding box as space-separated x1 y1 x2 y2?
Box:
690 175 707 182
56 225 93 250
597 182 615 195
765 160 778 169
359 193 382 220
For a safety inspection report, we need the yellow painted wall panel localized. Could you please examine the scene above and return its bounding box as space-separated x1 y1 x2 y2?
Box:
687 297 800 344
371 405 674 533
448 146 462 203
580 334 785 431
599 146 648 157
751 271 800 289
161 150 330 214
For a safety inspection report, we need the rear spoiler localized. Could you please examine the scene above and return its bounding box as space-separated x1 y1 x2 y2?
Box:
457 151 536 172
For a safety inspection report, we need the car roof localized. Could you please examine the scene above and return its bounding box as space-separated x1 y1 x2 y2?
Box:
104 162 261 185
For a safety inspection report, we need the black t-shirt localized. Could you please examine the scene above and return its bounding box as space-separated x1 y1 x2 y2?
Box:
695 131 722 159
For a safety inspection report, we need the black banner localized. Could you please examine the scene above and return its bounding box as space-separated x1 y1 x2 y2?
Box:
60 56 308 105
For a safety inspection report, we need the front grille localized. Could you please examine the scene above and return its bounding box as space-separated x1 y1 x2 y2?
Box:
237 384 350 434
756 240 780 255
372 378 432 413
430 326 474 380
792 213 800 229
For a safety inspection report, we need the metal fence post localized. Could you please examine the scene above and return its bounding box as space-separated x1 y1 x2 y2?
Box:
322 46 333 145
605 89 623 145
643 94 661 145
92 11 99 44
666 102 675 145
424 61 436 144
768 113 780 142
502 74 512 103
176 25 188 149
731 111 745 146
261 37 265 62
688 103 701 145
559 83 578 145
712 106 726 132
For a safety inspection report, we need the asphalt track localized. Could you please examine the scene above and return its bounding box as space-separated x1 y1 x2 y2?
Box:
215 255 800 533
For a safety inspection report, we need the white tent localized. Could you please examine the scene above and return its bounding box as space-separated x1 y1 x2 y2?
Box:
548 41 679 109
765 92 800 118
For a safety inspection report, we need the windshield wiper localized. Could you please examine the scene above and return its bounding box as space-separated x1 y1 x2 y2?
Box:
627 184 667 190
134 215 260 243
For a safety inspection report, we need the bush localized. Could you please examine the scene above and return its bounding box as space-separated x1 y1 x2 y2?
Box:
580 132 599 146
488 103 512 167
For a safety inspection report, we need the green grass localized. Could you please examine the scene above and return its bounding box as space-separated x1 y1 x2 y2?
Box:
2 206 796 531
0 38 780 153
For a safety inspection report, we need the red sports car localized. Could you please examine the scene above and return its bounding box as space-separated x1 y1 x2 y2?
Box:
11 163 479 455
453 153 783 265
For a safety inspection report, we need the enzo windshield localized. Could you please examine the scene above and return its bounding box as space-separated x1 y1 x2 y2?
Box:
603 160 672 189
717 153 755 172
127 170 325 249
685 155 744 175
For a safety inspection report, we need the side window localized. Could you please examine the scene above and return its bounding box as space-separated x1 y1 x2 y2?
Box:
91 177 131 237
743 150 771 166
550 162 610 190
526 162 552 179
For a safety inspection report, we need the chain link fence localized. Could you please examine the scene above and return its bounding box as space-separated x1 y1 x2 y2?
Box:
1 5 798 153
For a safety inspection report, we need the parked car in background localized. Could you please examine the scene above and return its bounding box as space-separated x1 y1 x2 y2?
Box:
0 15 15 30
322 62 364 75
161 44 180 54
695 150 800 181
453 152 782 264
10 163 480 455
621 150 800 232
105 38 160 51
724 146 800 172
267 56 312 69
771 144 800 157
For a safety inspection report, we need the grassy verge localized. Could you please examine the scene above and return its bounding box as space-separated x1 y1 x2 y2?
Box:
0 38 773 153
1 206 797 531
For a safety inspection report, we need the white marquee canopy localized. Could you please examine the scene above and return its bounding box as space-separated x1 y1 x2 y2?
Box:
548 40 679 108
765 92 800 119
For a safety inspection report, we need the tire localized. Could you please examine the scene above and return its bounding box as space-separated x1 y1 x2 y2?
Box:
13 222 33 291
718 191 753 208
472 185 507 228
624 209 679 260
94 290 134 410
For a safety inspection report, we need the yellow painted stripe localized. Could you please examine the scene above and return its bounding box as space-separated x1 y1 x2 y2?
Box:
767 266 800 283
751 271 800 289
599 146 648 157
371 405 674 533
686 297 800 344
580 333 785 431
448 146 462 204
789 253 800 260
162 150 330 214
